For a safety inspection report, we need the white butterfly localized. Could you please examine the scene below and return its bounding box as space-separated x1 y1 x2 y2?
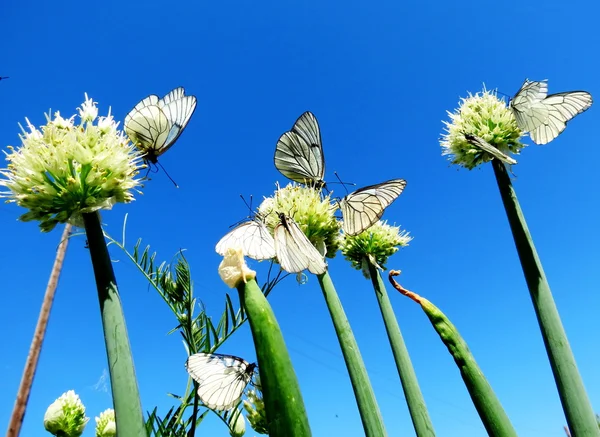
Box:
124 87 197 164
216 219 276 261
463 134 517 165
339 179 407 236
508 79 592 145
185 353 257 411
274 213 327 275
274 111 326 189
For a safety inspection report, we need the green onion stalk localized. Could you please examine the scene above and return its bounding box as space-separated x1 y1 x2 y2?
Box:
219 249 311 436
389 271 517 437
341 220 433 436
492 159 598 436
441 87 598 435
0 96 146 436
317 270 388 437
367 261 435 437
258 184 387 437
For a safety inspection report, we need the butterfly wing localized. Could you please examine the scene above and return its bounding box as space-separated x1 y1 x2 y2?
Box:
340 179 407 236
158 88 198 152
528 91 593 145
185 353 255 411
509 79 549 134
274 215 326 274
124 102 172 162
274 111 325 187
464 134 517 165
216 220 276 261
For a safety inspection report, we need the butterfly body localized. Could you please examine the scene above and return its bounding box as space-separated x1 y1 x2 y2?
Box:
186 353 257 411
508 79 592 145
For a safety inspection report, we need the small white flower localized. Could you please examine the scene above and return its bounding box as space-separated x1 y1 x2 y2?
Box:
218 247 256 288
94 408 116 437
43 390 89 437
79 93 98 122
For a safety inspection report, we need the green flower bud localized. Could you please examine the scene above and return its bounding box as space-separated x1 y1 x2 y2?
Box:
94 408 116 437
43 390 89 437
341 220 412 278
440 87 525 169
243 387 268 435
258 183 341 257
0 94 143 232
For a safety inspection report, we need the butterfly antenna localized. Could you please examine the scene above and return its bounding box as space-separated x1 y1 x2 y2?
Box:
331 171 356 195
157 161 179 188
239 194 254 216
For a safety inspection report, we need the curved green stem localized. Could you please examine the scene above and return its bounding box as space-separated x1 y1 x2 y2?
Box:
389 272 517 437
492 160 598 436
367 262 435 437
238 277 311 437
83 212 145 436
317 270 387 437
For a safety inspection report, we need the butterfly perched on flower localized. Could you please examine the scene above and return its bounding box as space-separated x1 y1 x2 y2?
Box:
463 134 517 166
274 111 325 189
124 87 197 165
339 179 407 236
508 79 592 145
274 213 327 275
185 353 257 411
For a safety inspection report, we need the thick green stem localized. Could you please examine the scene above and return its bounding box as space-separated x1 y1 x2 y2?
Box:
367 262 435 437
389 272 517 437
237 277 311 437
492 160 598 436
82 212 145 436
317 270 387 437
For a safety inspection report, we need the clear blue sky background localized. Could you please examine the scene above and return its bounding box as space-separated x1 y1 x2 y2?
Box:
1 0 599 436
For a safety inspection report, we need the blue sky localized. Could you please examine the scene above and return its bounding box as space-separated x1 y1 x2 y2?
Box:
1 0 599 436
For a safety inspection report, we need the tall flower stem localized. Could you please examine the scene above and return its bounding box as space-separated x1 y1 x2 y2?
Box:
367 262 435 437
389 271 517 437
237 277 311 437
492 160 598 436
317 270 387 437
83 212 145 436
6 224 72 437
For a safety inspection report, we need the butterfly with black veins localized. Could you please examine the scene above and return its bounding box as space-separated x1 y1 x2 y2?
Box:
185 353 257 411
274 213 327 275
339 179 407 237
124 87 197 165
508 79 592 145
216 217 276 261
463 134 517 166
274 111 326 189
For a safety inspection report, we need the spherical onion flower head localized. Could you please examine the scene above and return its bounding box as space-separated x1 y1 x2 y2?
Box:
340 220 412 279
0 94 144 232
440 87 525 170
258 183 341 258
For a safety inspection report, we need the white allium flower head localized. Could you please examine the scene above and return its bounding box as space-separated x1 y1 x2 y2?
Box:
43 390 89 437
440 86 525 170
